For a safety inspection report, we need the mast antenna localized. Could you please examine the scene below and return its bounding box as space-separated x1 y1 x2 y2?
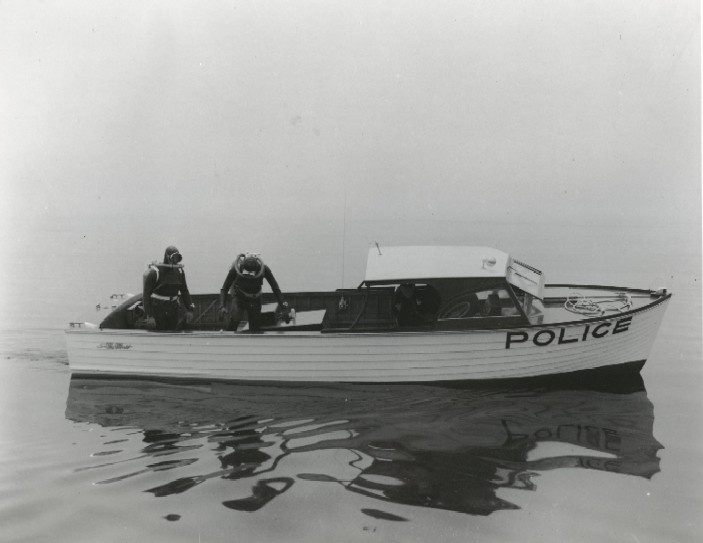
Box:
341 185 347 287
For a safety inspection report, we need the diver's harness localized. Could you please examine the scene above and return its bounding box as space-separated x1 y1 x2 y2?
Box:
219 254 291 323
150 293 179 302
229 253 266 300
146 262 194 311
148 262 184 299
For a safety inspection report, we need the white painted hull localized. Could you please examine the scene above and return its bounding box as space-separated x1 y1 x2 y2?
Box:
65 297 669 382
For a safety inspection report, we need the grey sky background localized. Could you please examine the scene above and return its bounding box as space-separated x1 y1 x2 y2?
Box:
1 0 700 232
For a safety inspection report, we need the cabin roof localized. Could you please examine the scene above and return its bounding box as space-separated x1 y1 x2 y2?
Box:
363 246 510 283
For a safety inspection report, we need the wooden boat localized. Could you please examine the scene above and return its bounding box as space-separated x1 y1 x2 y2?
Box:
65 246 671 382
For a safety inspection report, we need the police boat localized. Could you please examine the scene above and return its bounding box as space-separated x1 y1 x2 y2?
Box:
65 246 671 383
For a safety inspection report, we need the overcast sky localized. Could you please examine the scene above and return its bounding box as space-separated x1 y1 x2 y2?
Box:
1 0 700 231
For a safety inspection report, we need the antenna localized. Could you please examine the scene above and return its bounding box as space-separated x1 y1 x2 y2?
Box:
341 185 347 287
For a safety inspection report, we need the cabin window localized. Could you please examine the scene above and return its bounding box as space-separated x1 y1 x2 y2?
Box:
437 285 519 319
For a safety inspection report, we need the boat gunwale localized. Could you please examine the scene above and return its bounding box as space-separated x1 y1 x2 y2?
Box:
543 283 665 294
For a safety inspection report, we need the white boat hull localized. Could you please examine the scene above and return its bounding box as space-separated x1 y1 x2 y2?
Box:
65 297 669 382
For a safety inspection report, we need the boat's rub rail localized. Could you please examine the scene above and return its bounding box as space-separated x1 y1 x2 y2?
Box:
544 284 668 297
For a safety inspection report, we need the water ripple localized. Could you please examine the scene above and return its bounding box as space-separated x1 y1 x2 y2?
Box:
65 375 661 517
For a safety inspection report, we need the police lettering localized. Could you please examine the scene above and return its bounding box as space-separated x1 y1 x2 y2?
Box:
505 316 633 349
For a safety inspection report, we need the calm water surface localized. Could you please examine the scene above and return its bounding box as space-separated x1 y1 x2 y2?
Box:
1 220 701 542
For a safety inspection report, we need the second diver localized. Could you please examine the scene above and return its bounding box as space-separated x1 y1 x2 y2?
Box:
219 253 289 332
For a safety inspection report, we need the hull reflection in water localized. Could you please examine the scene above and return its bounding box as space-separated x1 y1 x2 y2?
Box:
65 374 662 517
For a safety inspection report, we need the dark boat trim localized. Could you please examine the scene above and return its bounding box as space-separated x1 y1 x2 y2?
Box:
70 360 647 389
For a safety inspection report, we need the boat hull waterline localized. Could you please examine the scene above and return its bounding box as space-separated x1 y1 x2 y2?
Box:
66 297 669 382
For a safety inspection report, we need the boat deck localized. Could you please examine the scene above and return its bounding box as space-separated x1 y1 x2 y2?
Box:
93 285 665 334
539 286 660 325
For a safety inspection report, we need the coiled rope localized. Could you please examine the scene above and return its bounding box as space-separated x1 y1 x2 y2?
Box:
564 292 633 316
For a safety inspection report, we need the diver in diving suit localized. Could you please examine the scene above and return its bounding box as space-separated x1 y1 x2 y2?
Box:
218 253 289 332
143 246 195 330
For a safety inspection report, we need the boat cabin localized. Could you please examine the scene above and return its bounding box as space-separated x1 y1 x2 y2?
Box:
320 246 545 331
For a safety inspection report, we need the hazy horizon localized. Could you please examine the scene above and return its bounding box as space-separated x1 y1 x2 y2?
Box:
2 0 700 236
